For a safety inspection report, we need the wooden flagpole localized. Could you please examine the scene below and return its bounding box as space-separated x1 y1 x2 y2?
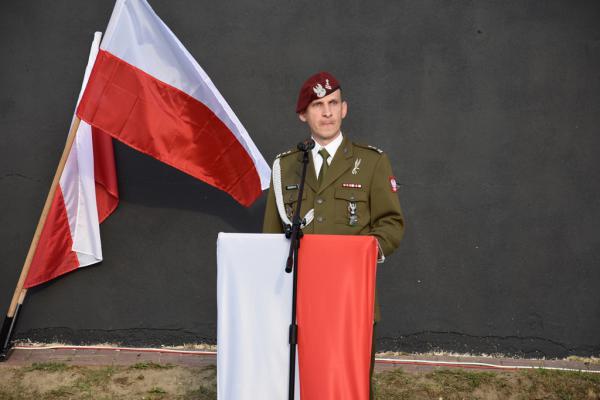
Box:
0 117 82 361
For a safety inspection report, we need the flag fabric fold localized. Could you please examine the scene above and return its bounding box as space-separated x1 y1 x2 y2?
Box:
217 233 377 400
25 33 119 288
76 0 270 207
92 126 119 223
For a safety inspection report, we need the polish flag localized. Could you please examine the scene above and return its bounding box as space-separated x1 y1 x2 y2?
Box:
76 0 270 207
25 33 119 288
217 234 377 399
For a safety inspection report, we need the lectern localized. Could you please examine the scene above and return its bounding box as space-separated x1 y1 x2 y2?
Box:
217 233 377 400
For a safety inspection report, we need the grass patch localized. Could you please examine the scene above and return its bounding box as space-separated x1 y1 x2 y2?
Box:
183 385 217 400
25 362 70 372
46 386 75 397
148 386 167 394
523 368 600 399
1 362 599 400
373 367 600 400
428 368 497 390
182 365 217 400
129 361 174 370
73 365 117 393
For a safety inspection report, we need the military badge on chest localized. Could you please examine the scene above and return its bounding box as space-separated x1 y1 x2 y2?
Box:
347 201 358 226
352 158 361 175
285 184 299 219
346 158 363 226
285 204 294 220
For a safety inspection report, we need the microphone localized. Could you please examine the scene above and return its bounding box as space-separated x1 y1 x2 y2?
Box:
297 138 315 152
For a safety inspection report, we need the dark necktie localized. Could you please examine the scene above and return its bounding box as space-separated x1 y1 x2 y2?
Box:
318 148 330 185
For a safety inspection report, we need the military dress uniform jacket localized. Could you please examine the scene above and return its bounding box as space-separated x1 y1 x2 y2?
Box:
262 136 405 321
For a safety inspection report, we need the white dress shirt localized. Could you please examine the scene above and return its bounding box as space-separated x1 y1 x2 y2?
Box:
311 132 343 177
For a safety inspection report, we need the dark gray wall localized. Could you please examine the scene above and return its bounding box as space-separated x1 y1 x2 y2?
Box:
1 1 599 358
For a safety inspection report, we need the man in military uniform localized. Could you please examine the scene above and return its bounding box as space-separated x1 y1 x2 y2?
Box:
262 71 405 397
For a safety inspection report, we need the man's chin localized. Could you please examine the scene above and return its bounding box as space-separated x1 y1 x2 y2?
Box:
313 129 340 142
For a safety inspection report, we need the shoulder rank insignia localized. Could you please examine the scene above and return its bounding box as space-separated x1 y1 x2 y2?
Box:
275 149 295 159
354 142 384 154
367 145 384 154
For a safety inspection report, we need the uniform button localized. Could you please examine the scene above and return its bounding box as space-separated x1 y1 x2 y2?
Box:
316 198 324 204
316 216 324 223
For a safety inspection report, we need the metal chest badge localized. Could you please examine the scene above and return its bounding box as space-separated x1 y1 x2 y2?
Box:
285 204 294 220
352 158 361 175
348 202 358 226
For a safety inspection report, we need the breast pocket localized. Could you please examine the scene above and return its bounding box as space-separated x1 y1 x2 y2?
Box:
334 188 369 226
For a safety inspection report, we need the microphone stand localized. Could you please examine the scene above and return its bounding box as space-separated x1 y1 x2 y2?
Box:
285 138 313 400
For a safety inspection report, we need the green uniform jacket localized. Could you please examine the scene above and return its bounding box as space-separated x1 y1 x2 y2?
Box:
262 136 405 321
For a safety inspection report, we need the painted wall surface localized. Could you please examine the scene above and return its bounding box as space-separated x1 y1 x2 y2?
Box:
1 1 599 357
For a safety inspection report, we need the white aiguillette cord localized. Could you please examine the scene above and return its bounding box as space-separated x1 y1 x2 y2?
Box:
272 158 314 228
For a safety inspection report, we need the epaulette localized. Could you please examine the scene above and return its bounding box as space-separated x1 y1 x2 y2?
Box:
354 143 384 154
275 148 299 159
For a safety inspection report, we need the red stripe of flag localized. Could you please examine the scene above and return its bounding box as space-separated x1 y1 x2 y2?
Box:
298 235 378 400
92 127 119 222
77 50 261 207
24 188 80 288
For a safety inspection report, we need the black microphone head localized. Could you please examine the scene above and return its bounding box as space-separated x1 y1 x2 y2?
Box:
297 138 315 152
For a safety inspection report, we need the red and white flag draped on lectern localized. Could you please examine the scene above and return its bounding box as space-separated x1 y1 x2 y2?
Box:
25 33 119 288
76 0 270 207
217 233 377 400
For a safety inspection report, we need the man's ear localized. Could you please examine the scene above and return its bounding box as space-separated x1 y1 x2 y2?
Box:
298 112 307 122
341 101 348 119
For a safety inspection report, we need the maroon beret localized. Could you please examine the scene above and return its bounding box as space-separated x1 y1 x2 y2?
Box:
295 71 341 113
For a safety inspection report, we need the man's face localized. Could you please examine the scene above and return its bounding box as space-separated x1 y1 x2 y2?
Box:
298 89 347 144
